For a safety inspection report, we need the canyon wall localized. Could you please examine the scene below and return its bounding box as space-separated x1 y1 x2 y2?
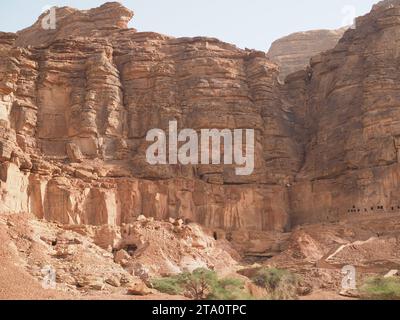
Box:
0 2 300 233
2 0 400 235
267 28 346 81
288 0 400 225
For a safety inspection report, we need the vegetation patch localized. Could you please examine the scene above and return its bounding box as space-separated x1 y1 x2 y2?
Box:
359 276 400 300
151 268 251 300
250 267 300 300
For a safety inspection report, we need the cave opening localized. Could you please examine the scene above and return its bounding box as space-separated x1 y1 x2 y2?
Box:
125 244 138 256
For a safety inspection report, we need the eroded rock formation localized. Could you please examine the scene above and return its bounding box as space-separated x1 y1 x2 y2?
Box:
0 2 296 235
267 28 346 81
2 0 400 245
287 0 400 225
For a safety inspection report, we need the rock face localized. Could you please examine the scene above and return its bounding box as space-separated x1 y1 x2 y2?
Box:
267 28 346 81
16 2 134 47
0 212 238 297
288 0 400 225
2 0 400 242
0 2 296 234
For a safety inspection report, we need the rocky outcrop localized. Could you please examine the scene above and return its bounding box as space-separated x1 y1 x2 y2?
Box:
0 2 298 235
16 2 134 47
2 0 400 242
267 28 346 81
287 0 400 225
4 0 400 301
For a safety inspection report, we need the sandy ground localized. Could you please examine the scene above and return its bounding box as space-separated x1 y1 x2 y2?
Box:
2 212 400 300
0 218 184 300
0 225 69 300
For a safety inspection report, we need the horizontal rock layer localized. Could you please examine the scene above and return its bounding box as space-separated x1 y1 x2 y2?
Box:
267 28 346 81
287 0 400 225
0 2 296 233
2 0 400 236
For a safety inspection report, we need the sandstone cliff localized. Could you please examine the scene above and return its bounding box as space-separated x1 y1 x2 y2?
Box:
0 2 298 236
267 28 346 81
287 0 400 225
2 0 400 245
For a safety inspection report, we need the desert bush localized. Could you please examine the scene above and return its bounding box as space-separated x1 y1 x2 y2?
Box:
151 268 250 300
359 276 400 300
207 276 252 300
251 267 300 300
150 276 183 295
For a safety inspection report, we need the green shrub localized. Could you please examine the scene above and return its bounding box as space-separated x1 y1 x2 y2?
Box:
151 276 183 295
251 267 300 300
151 268 250 300
208 277 252 300
360 276 400 300
179 268 216 300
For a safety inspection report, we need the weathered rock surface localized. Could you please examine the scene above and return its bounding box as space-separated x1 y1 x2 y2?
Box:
3 0 400 300
16 2 135 47
108 216 239 278
287 0 400 225
0 2 297 235
267 28 346 81
2 0 400 246
0 213 192 299
0 213 146 297
268 213 400 294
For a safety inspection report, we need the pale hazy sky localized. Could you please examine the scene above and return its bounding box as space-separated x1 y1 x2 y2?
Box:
0 0 381 50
